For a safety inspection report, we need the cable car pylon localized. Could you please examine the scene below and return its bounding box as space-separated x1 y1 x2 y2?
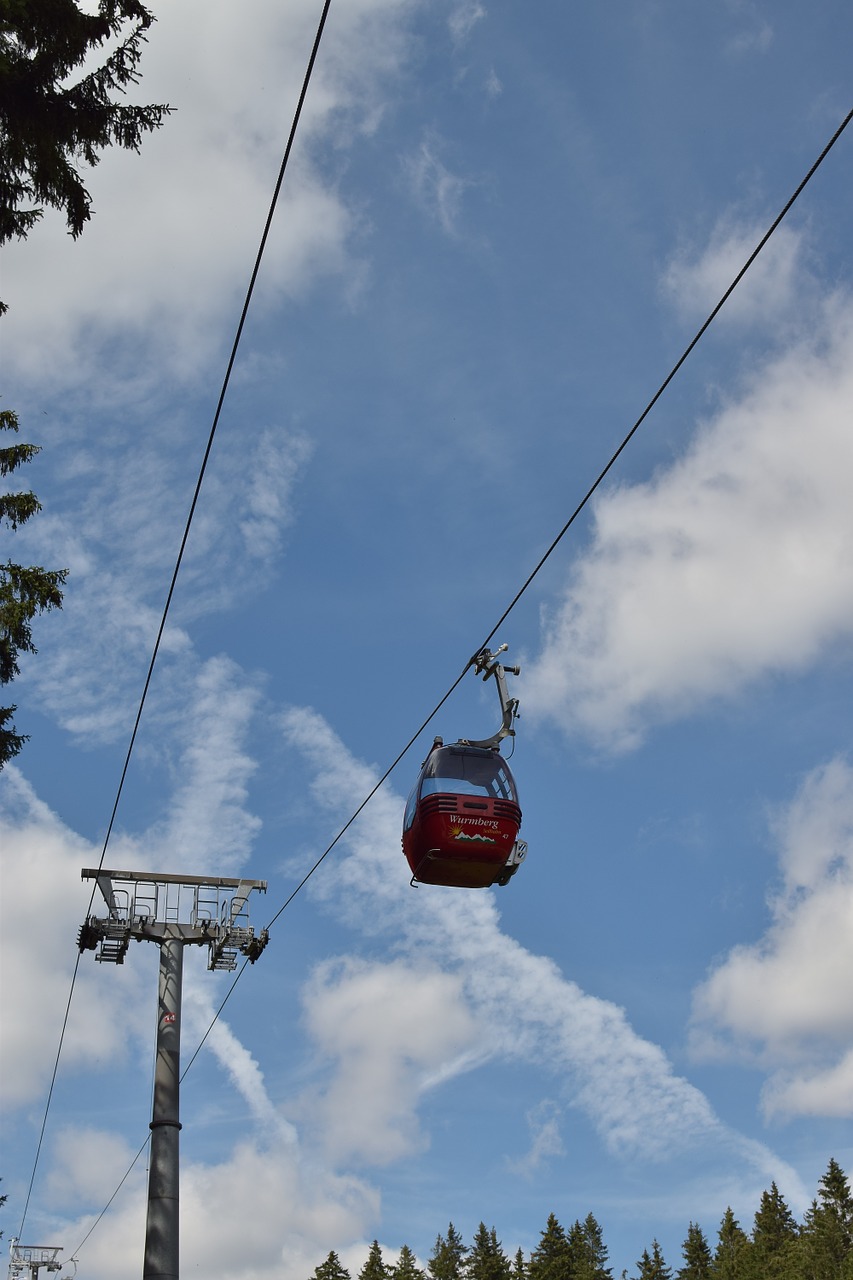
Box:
77 869 269 1280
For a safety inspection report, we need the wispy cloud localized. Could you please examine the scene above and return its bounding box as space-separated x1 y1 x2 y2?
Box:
506 1099 565 1177
14 415 311 746
485 68 503 98
722 0 773 57
138 656 264 874
239 429 314 562
405 133 476 236
449 2 486 46
184 980 298 1146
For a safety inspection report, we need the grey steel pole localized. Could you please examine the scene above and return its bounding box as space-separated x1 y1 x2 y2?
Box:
144 935 183 1280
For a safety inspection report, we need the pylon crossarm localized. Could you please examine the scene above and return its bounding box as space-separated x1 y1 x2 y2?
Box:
79 869 268 962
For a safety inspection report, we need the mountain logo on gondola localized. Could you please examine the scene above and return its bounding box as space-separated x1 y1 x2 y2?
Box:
451 827 496 844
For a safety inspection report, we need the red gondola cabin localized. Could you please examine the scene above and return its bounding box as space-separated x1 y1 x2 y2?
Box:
403 738 526 888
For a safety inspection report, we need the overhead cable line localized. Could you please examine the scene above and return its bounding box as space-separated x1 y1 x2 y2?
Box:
64 100 853 1264
17 0 334 1244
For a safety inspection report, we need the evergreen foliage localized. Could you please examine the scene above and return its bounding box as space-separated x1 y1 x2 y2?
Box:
466 1224 512 1280
394 1246 427 1280
429 1224 469 1280
0 410 67 765
0 0 171 246
748 1182 797 1280
528 1213 573 1280
360 1242 391 1280
675 1223 711 1280
633 1241 671 1280
799 1159 853 1280
305 1159 853 1280
313 1253 352 1280
570 1215 612 1280
712 1210 750 1280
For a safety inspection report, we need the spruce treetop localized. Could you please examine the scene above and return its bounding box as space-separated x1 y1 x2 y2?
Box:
312 1253 352 1280
393 1245 427 1280
0 0 172 245
360 1241 391 1280
429 1224 469 1280
675 1223 711 1280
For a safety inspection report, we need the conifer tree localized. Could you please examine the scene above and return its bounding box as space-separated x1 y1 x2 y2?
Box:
569 1216 612 1280
527 1214 573 1280
0 410 67 765
429 1224 469 1280
712 1209 750 1280
394 1246 427 1280
360 1242 391 1280
799 1159 853 1280
0 0 171 244
634 1241 671 1280
467 1224 512 1280
512 1249 526 1280
312 1253 352 1280
748 1183 798 1280
676 1223 712 1280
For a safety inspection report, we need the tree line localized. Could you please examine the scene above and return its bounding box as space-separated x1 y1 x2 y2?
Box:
308 1158 853 1280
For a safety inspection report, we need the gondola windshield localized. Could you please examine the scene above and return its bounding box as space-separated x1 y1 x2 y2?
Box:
420 746 518 802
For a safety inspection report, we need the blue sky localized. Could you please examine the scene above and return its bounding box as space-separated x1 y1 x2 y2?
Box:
1 1 852 1277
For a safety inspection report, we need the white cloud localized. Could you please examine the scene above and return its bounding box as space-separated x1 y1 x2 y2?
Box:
521 292 853 751
761 1050 853 1119
138 655 264 875
662 218 804 329
691 758 853 1119
301 958 478 1165
46 1126 144 1210
0 770 150 1105
278 707 804 1199
42 1134 379 1280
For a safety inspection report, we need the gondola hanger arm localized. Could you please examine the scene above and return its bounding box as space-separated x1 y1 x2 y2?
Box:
460 646 520 750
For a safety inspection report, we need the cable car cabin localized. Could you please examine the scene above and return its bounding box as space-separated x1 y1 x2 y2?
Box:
403 740 526 888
